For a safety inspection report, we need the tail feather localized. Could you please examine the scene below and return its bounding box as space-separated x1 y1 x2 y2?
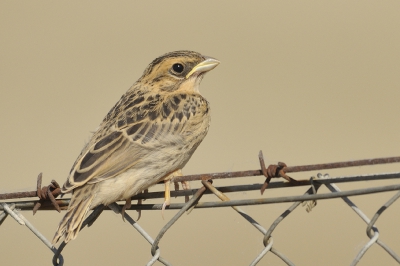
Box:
52 194 95 245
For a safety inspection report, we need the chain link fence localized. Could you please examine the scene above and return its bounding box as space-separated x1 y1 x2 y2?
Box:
1 153 400 265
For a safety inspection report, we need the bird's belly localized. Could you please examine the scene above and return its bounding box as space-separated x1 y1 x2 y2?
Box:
91 146 191 207
90 116 210 208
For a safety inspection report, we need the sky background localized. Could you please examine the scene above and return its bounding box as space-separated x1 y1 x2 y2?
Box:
1 1 400 265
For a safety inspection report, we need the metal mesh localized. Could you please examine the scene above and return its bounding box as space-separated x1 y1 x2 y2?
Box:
1 155 400 265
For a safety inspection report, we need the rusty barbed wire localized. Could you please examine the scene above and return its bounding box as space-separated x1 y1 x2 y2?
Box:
34 173 62 214
171 154 400 183
2 172 400 212
1 153 400 265
2 154 400 202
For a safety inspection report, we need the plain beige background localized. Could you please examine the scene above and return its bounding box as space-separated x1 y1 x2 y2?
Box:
1 1 400 265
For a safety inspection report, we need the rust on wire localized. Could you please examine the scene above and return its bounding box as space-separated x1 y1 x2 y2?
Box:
4 175 400 211
1 152 400 266
0 190 37 200
1 154 400 203
284 156 400 173
172 154 400 183
259 151 272 195
33 173 62 214
0 173 62 204
258 151 298 195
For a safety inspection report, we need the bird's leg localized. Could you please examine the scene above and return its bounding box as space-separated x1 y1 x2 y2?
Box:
174 181 180 192
161 169 182 218
173 173 190 202
180 181 191 203
161 179 171 219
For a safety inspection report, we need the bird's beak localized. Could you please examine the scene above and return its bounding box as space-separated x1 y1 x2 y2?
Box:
186 57 220 79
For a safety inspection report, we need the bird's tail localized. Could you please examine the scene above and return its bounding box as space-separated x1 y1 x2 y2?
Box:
52 192 95 245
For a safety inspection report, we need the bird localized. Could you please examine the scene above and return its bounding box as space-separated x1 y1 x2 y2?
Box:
52 50 219 245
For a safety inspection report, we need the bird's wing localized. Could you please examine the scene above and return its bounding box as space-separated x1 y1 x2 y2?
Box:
61 93 199 193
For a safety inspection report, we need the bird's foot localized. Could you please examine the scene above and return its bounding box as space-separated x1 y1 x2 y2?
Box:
181 181 191 203
173 180 191 202
121 198 131 221
136 199 142 221
135 189 147 221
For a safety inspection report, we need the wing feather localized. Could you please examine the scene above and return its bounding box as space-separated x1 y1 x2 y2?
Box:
62 92 205 193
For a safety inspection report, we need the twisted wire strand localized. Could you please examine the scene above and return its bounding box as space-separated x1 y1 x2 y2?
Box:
1 169 399 265
324 183 400 265
0 203 64 265
201 180 295 266
150 185 207 264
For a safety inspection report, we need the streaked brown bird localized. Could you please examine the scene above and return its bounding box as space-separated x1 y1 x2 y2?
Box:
52 51 219 245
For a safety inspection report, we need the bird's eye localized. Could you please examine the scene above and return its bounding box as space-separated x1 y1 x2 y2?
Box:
172 63 184 73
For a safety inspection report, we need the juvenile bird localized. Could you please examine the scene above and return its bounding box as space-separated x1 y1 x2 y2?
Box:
52 51 219 244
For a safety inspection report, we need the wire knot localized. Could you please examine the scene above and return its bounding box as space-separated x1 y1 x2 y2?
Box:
258 151 298 195
33 173 62 215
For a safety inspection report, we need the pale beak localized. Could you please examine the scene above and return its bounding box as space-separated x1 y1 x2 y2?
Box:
186 57 220 79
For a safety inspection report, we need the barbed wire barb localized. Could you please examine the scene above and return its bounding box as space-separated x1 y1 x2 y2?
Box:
0 153 400 265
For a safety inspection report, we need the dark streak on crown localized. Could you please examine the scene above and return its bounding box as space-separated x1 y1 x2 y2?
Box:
140 50 205 80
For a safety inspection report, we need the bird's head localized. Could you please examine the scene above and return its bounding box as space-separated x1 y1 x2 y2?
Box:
139 50 220 93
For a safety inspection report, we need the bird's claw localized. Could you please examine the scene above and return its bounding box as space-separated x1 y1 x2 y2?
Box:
161 199 170 219
121 199 131 221
135 189 147 221
136 199 142 221
173 180 191 202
